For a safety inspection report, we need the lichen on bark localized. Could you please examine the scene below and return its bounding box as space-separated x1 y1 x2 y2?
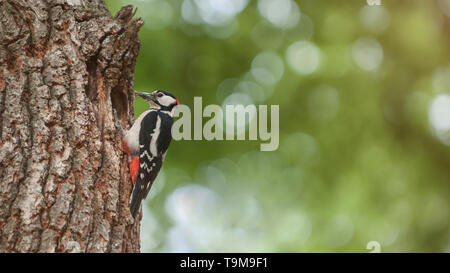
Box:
0 0 143 252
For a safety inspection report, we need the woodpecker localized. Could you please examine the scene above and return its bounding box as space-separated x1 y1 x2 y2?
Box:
115 90 179 218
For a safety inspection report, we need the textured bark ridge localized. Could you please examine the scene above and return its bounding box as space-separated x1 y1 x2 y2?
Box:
0 0 144 252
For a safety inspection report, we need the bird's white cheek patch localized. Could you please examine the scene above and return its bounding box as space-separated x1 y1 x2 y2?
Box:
159 96 176 107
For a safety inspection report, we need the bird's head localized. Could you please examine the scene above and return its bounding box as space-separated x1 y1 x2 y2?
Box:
135 90 179 111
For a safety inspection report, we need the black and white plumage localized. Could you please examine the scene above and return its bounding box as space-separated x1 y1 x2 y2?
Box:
122 90 179 218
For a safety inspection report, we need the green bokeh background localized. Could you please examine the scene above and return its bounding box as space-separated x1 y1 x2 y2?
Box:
105 0 450 252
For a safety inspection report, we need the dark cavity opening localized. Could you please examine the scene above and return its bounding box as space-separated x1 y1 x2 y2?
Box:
86 56 98 101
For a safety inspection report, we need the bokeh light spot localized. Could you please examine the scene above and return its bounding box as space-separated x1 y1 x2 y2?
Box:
429 94 450 131
251 52 285 86
351 37 383 71
359 5 391 34
286 41 321 75
257 0 300 29
429 94 450 145
165 184 219 226
234 81 265 104
182 0 249 26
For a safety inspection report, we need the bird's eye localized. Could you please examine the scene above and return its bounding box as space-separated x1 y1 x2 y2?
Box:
157 93 163 98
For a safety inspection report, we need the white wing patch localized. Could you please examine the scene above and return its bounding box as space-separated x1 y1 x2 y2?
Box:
140 150 152 161
140 161 153 174
149 115 161 156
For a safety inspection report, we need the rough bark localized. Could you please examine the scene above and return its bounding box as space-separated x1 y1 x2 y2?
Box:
0 0 144 252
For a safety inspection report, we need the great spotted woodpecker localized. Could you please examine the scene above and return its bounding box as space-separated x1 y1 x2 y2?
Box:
115 90 179 218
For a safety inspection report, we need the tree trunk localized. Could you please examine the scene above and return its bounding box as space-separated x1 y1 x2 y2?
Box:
0 0 143 252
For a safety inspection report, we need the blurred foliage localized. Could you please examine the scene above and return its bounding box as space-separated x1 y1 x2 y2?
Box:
105 0 450 252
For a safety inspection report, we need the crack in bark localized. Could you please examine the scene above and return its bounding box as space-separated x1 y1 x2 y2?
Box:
7 71 32 252
86 56 98 101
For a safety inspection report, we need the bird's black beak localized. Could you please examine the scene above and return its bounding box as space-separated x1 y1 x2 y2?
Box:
135 91 156 102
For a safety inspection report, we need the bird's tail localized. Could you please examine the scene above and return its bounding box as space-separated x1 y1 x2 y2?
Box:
130 178 144 218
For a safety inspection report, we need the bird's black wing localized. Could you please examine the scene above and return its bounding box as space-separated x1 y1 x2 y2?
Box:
156 112 174 159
